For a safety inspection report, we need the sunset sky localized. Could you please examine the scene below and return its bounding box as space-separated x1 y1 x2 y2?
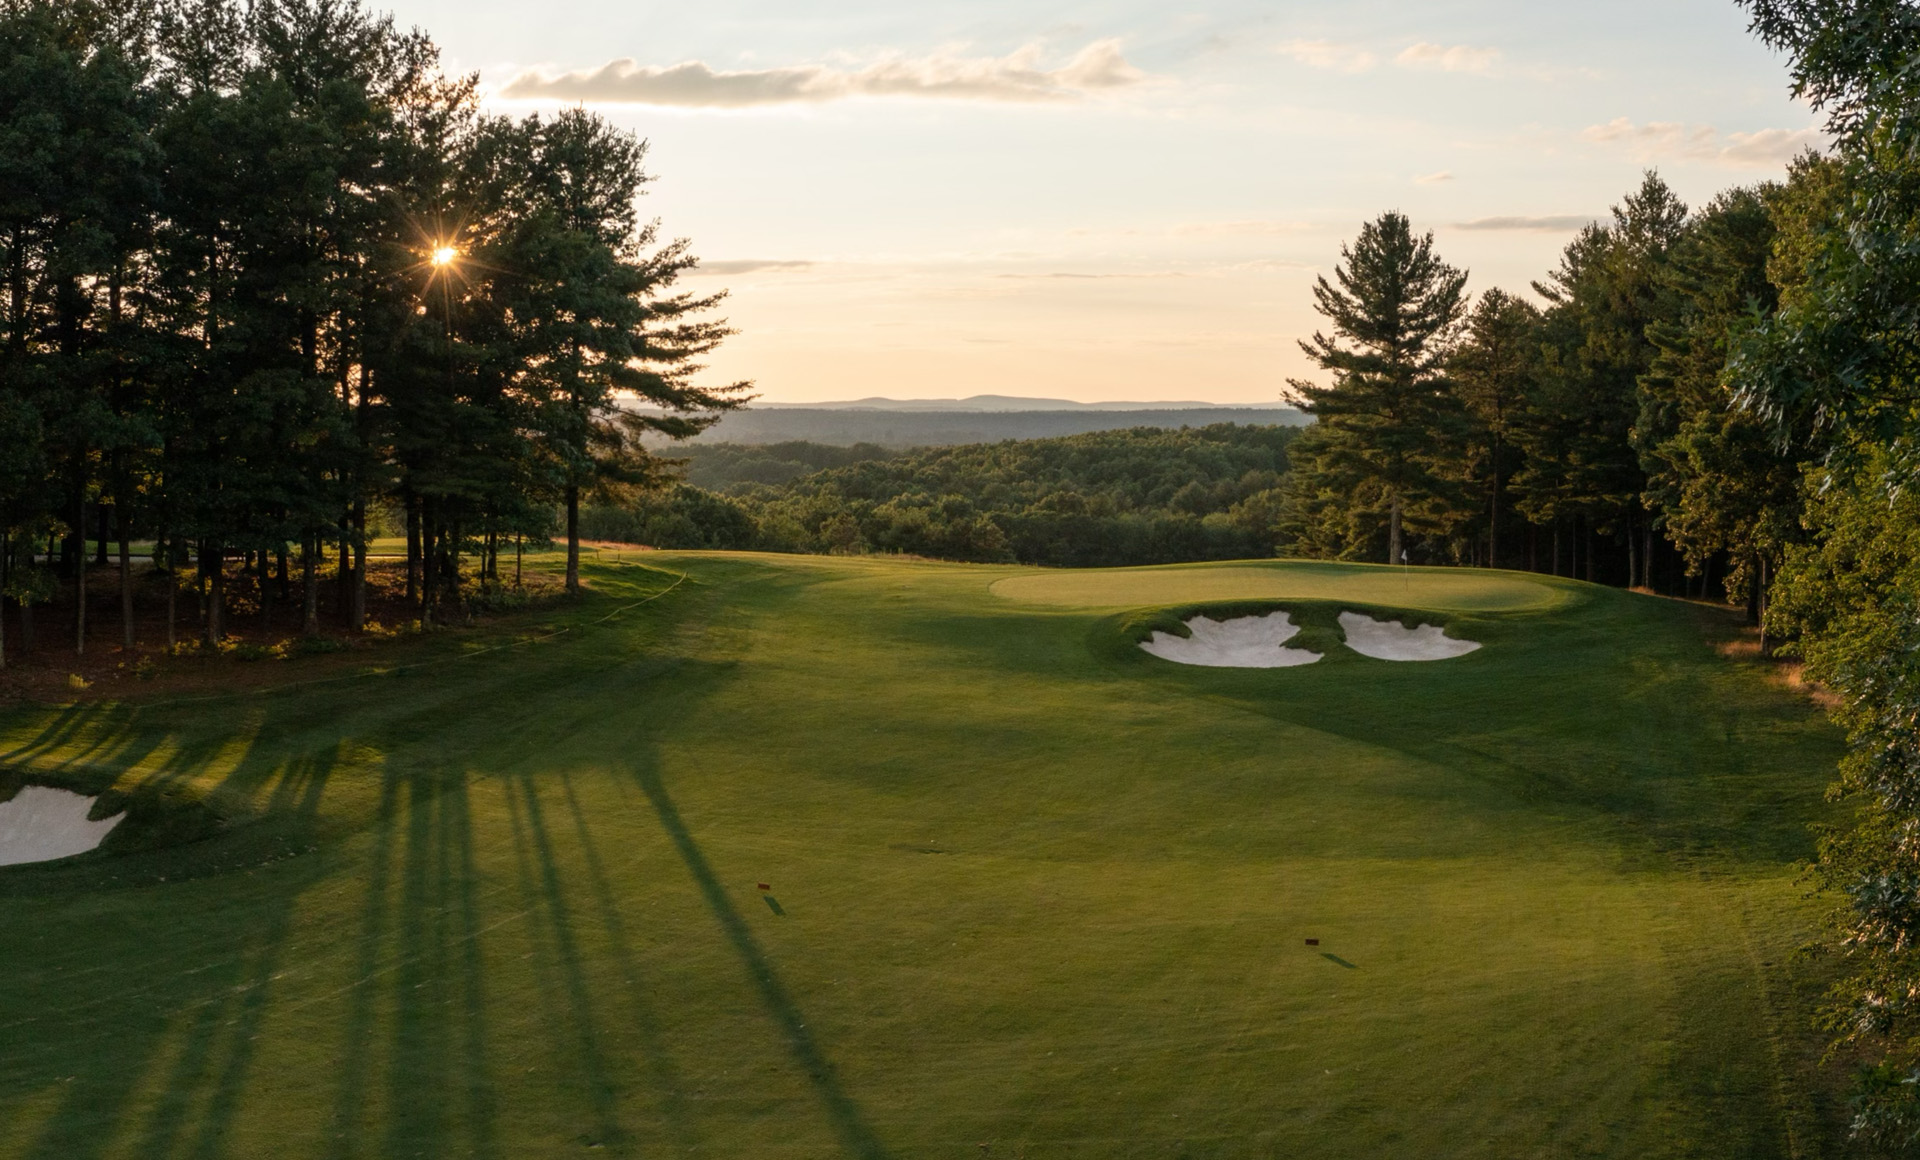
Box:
379 0 1822 405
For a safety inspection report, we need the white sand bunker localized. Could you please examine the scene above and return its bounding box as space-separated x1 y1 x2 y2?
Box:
1140 613 1323 668
0 786 123 867
1338 612 1481 661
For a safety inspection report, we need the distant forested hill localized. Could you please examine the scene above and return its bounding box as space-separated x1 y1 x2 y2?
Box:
637 406 1307 447
672 442 901 489
584 424 1301 566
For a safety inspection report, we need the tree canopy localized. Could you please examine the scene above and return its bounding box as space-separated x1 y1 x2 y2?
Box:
0 0 745 662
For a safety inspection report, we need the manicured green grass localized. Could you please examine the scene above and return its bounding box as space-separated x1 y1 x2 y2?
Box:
0 552 1846 1157
989 559 1570 612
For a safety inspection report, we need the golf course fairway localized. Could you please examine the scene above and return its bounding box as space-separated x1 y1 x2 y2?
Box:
0 553 1847 1157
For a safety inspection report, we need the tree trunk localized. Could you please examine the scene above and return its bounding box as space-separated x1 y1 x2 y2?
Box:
447 519 464 621
1488 435 1501 570
206 549 224 646
1626 511 1637 591
259 548 273 628
302 537 318 636
350 500 366 631
1552 522 1561 577
74 494 86 656
1585 519 1595 584
566 483 582 593
405 491 419 605
95 502 109 567
1758 555 1771 655
1 533 7 671
336 520 351 617
515 534 523 589
118 504 133 648
420 502 437 625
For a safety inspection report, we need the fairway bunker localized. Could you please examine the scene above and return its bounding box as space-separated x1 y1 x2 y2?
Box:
0 786 124 867
1337 612 1480 661
1139 612 1322 668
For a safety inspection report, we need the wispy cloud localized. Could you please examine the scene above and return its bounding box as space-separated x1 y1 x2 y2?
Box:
690 259 816 276
499 40 1144 107
1223 257 1317 273
1064 219 1315 239
997 271 1190 280
1276 39 1377 74
1582 118 1825 166
1169 219 1313 237
1454 215 1597 232
1415 171 1454 185
1721 127 1828 165
1396 42 1501 75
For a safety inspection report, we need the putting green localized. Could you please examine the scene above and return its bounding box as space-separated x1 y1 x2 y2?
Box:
0 552 1844 1157
989 559 1571 612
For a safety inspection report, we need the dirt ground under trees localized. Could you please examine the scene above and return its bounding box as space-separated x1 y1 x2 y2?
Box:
0 558 568 706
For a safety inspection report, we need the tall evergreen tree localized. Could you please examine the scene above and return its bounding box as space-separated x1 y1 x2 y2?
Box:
1510 175 1686 583
1449 288 1541 569
1286 211 1468 564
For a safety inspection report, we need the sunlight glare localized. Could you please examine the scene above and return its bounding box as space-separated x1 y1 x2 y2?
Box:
431 245 459 268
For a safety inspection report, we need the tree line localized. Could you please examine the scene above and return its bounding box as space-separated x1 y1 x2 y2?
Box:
583 424 1299 567
1281 162 1833 635
0 0 744 665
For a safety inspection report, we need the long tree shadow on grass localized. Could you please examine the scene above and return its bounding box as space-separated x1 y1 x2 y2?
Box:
500 772 635 1153
552 770 699 1154
6 727 341 1160
628 758 892 1160
0 564 885 1158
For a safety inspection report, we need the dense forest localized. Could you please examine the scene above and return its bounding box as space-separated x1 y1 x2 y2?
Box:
0 0 744 661
1269 163 1833 622
583 424 1298 566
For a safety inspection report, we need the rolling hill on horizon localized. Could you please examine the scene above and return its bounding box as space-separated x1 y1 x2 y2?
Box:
634 403 1310 447
753 395 1301 412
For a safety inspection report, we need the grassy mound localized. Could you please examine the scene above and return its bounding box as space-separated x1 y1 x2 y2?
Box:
0 552 1845 1157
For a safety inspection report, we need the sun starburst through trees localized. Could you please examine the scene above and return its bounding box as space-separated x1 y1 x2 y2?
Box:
0 0 747 655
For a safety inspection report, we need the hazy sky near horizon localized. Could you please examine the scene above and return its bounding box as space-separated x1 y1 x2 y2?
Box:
379 0 1821 405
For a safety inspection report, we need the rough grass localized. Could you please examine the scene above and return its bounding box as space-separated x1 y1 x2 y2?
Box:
0 551 1850 1158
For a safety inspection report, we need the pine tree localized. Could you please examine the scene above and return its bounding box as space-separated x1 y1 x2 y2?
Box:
1287 211 1468 564
1449 288 1541 569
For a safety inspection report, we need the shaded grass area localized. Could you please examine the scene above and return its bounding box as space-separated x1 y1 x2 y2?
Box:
0 551 1849 1157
